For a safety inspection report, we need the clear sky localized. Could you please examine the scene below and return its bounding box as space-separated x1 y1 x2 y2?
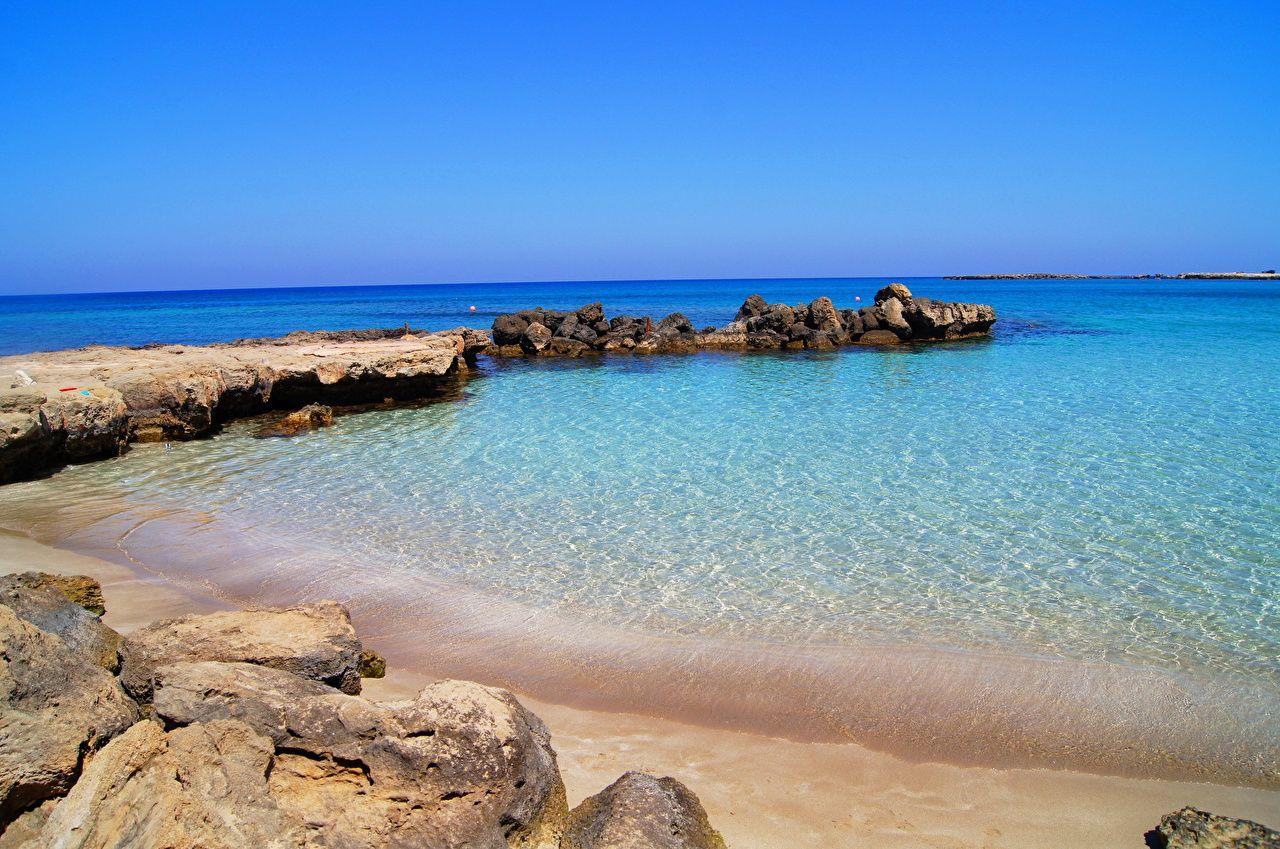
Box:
1 1 1277 295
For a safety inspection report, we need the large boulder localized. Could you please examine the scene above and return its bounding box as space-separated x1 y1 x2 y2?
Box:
520 322 553 355
34 719 293 849
1146 807 1279 848
562 771 726 849
733 294 769 321
805 297 842 333
857 329 903 345
493 313 532 346
119 601 364 703
138 660 565 848
0 606 137 827
0 579 121 671
874 282 913 305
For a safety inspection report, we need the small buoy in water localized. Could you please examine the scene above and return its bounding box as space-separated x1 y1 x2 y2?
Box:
469 305 477 311
854 296 861 302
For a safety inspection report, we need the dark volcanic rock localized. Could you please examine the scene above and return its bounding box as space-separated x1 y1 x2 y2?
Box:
562 771 727 849
521 322 553 355
492 312 531 345
1147 807 1280 848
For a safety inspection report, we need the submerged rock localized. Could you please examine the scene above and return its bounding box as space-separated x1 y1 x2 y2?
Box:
562 771 726 849
254 402 334 437
119 600 364 702
0 606 137 828
1147 807 1280 848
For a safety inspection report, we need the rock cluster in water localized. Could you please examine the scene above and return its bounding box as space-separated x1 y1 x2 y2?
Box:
0 327 489 484
0 574 727 849
489 284 996 357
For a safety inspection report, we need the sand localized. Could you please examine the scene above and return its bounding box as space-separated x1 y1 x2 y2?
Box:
2 529 1276 848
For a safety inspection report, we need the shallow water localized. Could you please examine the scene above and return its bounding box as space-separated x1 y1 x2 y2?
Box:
2 277 1278 779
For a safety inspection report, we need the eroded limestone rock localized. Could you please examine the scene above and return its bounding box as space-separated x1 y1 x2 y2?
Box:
562 771 726 849
0 579 121 671
0 606 137 827
120 601 364 702
1147 807 1280 848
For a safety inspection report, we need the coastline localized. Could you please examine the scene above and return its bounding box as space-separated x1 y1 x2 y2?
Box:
2 529 1276 848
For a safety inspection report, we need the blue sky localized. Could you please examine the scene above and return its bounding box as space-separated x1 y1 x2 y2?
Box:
1 1 1277 294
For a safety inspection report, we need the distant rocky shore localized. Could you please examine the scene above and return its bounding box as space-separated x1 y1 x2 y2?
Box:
1 571 1272 848
490 284 995 357
947 271 1278 280
0 286 991 483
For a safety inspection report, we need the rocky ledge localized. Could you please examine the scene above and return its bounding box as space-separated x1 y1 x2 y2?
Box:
490 284 995 358
0 574 727 849
0 327 488 484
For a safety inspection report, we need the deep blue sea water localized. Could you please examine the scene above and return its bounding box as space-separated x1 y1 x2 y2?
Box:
2 277 1278 690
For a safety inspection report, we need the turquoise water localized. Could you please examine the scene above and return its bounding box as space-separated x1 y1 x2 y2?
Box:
2 277 1278 688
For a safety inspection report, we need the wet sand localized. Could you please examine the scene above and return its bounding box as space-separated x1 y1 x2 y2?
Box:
2 529 1276 848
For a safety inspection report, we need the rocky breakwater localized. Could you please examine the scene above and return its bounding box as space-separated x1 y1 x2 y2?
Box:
489 284 995 358
0 326 489 484
0 573 728 849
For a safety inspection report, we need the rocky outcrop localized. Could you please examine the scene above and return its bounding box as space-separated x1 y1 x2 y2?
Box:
253 402 335 437
490 285 994 358
1147 807 1280 848
119 601 365 702
137 660 567 848
1 592 728 849
562 771 727 849
0 327 488 484
0 606 137 828
0 577 122 671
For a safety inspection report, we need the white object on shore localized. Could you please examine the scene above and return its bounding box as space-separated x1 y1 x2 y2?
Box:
14 369 35 386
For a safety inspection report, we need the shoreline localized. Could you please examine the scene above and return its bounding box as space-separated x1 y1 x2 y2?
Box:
2 529 1276 848
3 495 1277 789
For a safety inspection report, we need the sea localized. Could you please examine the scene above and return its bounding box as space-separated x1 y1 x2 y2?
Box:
1 276 1277 778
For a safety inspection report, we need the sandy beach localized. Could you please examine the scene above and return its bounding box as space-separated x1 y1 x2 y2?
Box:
3 529 1275 848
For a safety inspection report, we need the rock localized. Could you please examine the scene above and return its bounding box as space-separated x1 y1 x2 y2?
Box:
143 661 567 849
0 571 105 615
0 579 122 671
0 328 486 483
359 648 387 678
1146 807 1279 848
657 313 695 335
857 329 903 345
874 282 913 304
733 294 769 321
880 297 912 335
254 403 334 438
34 719 292 849
521 322 553 355
119 601 364 703
544 338 593 358
493 313 531 346
806 297 843 333
0 605 137 827
577 302 605 325
562 771 726 849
